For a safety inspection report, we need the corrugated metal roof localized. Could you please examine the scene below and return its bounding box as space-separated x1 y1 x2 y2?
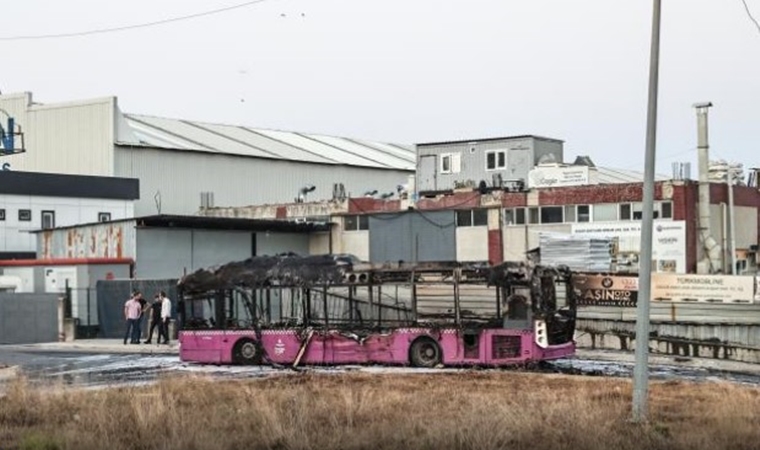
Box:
595 166 669 184
416 135 565 146
118 114 416 171
117 113 660 182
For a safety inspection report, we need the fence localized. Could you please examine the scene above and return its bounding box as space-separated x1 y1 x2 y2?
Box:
0 293 58 344
61 279 178 339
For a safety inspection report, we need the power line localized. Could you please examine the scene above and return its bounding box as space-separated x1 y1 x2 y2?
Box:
740 0 760 36
0 0 274 41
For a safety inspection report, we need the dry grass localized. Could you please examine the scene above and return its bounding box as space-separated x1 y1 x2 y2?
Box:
0 371 759 450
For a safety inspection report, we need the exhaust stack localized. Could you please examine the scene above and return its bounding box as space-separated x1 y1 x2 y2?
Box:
693 102 721 273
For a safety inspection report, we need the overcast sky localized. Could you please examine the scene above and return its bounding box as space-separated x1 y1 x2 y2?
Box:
2 0 759 175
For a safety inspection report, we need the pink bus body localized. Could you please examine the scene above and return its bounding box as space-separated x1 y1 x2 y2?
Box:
177 257 577 368
180 328 575 366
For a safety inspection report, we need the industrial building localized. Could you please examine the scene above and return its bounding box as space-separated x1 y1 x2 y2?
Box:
0 91 415 216
0 171 138 259
200 130 760 276
34 214 331 280
416 135 564 193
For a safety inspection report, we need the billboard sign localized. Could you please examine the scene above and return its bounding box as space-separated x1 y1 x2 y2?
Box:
527 165 591 189
571 273 639 307
571 220 686 273
651 273 755 304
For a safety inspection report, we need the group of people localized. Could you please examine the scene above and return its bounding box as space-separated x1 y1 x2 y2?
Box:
123 290 172 345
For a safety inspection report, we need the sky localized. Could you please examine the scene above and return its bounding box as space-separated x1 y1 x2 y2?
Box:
1 0 759 176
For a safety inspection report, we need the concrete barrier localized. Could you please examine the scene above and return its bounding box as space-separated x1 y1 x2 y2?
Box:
576 318 760 364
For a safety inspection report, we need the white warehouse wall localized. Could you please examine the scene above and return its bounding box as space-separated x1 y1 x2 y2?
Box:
114 147 412 216
0 93 116 176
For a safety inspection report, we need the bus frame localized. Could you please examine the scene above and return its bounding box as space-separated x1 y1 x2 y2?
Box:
176 255 577 368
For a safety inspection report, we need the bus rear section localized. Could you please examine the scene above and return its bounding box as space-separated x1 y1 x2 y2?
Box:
177 255 577 367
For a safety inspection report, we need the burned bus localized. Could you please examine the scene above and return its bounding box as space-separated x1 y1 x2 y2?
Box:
176 254 577 367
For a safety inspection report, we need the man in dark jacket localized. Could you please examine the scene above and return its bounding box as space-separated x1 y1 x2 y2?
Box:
143 294 163 344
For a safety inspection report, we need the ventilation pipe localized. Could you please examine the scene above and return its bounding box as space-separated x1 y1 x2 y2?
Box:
694 102 722 273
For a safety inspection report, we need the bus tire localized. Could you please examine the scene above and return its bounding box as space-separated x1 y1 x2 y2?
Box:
409 337 442 368
232 338 261 365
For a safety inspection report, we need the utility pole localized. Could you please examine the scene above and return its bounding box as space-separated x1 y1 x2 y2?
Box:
632 0 661 423
728 167 737 274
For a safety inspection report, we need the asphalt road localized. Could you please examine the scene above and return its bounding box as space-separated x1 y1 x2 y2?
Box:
1 347 759 390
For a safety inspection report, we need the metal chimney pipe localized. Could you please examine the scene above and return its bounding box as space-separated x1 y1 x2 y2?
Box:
693 102 721 273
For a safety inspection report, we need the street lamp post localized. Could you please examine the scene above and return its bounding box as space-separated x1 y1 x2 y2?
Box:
632 0 662 423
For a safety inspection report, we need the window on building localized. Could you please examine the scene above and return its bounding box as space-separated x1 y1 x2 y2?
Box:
661 201 673 219
540 206 563 224
98 212 112 223
503 208 514 225
41 211 55 230
620 203 632 220
564 205 576 223
440 153 461 174
441 154 452 174
528 207 539 224
18 209 31 222
457 210 488 227
486 150 506 170
515 208 526 225
629 202 659 220
577 205 590 222
344 215 369 231
473 209 488 226
593 204 617 221
0 209 5 221
456 210 472 227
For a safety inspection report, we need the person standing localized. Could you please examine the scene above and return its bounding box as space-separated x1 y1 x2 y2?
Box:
143 294 163 344
123 292 142 345
159 290 172 345
134 291 148 341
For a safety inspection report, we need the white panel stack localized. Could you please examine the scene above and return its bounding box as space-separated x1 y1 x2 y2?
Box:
538 232 612 272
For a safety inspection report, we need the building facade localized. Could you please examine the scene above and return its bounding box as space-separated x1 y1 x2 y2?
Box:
0 171 138 259
0 91 416 216
199 178 760 275
415 135 564 193
35 215 331 280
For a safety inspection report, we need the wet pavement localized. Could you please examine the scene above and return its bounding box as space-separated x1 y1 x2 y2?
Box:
1 346 760 391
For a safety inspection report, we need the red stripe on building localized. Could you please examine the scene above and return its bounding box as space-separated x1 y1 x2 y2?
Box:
488 229 503 265
0 258 134 267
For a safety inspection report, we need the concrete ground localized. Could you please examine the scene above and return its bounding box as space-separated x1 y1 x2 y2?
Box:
1 339 178 355
2 339 760 378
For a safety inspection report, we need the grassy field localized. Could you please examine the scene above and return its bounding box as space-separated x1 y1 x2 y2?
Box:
1 372 759 450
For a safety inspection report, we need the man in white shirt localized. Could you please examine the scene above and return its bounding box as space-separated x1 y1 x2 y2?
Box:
159 290 172 345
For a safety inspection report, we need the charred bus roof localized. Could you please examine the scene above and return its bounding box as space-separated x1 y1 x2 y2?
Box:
177 253 573 294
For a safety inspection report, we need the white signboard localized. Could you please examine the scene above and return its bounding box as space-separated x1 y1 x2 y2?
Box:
571 220 687 273
652 273 755 303
528 165 591 189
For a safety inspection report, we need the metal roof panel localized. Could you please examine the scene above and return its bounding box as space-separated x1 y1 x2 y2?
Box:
120 114 414 171
307 134 416 170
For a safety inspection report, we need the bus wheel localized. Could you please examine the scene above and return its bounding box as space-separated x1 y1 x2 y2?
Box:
409 337 442 368
233 338 261 365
